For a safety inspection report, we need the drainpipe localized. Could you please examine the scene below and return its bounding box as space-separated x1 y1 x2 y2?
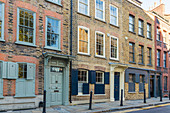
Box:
69 0 73 103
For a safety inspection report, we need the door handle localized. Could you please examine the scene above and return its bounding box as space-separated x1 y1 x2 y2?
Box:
54 90 59 92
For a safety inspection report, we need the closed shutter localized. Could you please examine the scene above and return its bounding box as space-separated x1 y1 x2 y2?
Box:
71 69 78 95
26 80 35 96
27 63 36 80
82 83 89 94
7 62 18 79
15 79 25 97
145 75 148 83
0 79 3 98
125 72 129 83
95 84 105 94
104 72 109 84
2 62 7 78
136 74 140 83
89 70 96 84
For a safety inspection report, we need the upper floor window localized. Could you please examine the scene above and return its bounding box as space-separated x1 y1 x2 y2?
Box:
138 45 144 64
0 3 4 41
95 0 105 21
129 15 135 32
147 48 152 65
96 71 104 84
46 17 60 50
147 23 151 39
78 0 89 15
163 31 166 43
17 8 36 45
78 26 90 55
0 61 2 78
129 42 135 62
46 0 61 5
95 31 105 57
163 52 167 68
157 50 160 67
110 36 118 60
157 27 160 41
110 5 118 26
138 19 144 36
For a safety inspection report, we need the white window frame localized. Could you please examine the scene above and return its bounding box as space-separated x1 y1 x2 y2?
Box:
46 0 61 5
78 26 90 55
95 0 105 21
45 16 61 51
78 0 90 16
95 31 105 58
16 8 36 47
110 36 119 60
96 71 104 84
0 2 5 42
78 69 89 95
109 4 118 26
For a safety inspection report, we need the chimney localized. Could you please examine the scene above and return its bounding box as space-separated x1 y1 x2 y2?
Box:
160 0 162 4
154 2 157 8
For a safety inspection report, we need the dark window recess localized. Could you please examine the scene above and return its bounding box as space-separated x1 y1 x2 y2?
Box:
129 42 135 62
139 75 145 92
129 74 135 92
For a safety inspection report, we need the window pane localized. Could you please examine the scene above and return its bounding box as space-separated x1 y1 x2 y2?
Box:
0 62 2 78
0 4 2 39
96 33 104 56
79 0 88 15
110 5 117 25
18 63 27 79
79 27 89 53
96 0 104 20
111 37 117 58
96 72 104 84
47 17 60 49
19 9 34 43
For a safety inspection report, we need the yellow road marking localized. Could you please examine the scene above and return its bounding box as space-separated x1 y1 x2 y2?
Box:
111 103 170 113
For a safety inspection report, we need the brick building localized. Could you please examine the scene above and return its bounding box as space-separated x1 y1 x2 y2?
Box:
122 0 156 100
0 0 71 110
147 1 170 97
70 0 129 104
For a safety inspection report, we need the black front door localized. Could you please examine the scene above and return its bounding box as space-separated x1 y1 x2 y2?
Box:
156 76 161 96
114 72 120 101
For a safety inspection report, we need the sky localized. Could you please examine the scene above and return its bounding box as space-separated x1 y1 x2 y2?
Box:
141 0 170 14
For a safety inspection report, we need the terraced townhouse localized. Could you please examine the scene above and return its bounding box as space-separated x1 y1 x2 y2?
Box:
122 0 156 100
70 0 129 104
146 1 170 97
0 0 72 110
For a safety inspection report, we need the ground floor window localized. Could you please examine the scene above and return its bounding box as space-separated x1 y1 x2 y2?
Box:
129 74 135 92
139 75 145 92
78 70 88 95
164 76 167 91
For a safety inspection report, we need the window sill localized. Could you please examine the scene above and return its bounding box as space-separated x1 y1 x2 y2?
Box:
128 92 136 94
138 34 145 38
156 40 162 42
77 12 91 18
109 23 119 28
139 91 144 93
77 94 90 96
147 38 152 40
95 18 106 24
147 64 153 67
94 55 106 59
77 53 91 57
129 61 136 64
14 95 36 98
0 39 5 42
45 0 63 7
110 58 119 61
15 41 36 47
138 63 145 66
129 31 136 35
0 96 4 99
44 46 62 51
94 94 106 96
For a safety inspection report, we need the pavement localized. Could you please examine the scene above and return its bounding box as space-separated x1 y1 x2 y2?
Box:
2 98 170 113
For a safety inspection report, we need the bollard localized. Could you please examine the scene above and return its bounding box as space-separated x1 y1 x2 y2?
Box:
144 88 146 103
120 89 123 106
169 91 170 100
160 89 162 102
89 91 93 110
43 90 46 113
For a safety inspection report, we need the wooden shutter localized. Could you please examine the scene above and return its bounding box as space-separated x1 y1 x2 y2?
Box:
82 83 89 94
145 75 148 83
71 69 78 95
136 74 140 83
94 84 105 94
26 80 35 96
15 79 25 97
125 72 129 83
89 70 96 84
7 62 18 79
0 79 3 98
27 63 36 80
104 72 109 84
2 62 7 78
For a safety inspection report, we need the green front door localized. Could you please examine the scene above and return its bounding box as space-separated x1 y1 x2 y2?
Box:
50 67 63 106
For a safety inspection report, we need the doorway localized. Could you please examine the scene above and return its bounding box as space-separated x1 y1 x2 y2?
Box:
114 72 120 101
